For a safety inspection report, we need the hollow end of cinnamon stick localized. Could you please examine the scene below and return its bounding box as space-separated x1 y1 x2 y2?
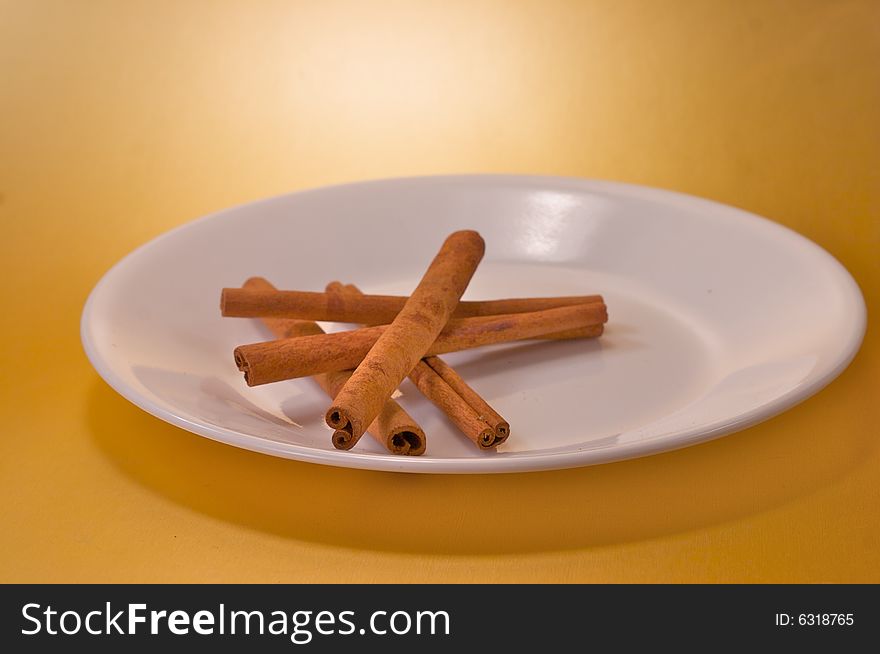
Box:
388 428 427 456
327 406 360 450
493 421 510 445
478 427 498 449
332 429 355 450
233 347 253 386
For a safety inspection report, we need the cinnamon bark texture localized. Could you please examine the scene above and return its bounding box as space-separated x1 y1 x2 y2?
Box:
328 279 604 342
408 361 497 449
325 230 486 450
332 283 509 449
243 277 425 455
234 302 607 386
423 355 509 444
222 286 605 340
222 287 603 323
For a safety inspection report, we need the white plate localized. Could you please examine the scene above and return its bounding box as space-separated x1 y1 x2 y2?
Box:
81 176 866 473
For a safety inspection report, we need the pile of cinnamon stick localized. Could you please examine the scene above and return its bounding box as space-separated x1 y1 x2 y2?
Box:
222 230 607 455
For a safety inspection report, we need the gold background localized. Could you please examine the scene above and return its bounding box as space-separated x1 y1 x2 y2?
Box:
1 0 877 582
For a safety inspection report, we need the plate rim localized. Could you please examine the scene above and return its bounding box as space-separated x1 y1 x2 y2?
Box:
80 174 868 474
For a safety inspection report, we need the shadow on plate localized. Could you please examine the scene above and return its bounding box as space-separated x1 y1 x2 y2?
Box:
86 353 874 555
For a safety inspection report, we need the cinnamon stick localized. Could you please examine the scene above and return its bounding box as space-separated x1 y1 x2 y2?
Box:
423 355 510 445
243 277 426 455
329 279 604 343
408 361 498 449
333 282 509 449
221 287 603 323
223 286 604 340
234 302 606 386
325 230 486 450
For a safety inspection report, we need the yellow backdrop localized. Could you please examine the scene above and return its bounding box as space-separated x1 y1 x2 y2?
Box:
1 0 877 582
